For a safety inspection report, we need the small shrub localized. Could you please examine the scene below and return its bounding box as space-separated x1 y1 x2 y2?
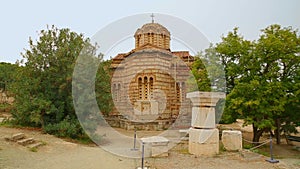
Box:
43 117 84 139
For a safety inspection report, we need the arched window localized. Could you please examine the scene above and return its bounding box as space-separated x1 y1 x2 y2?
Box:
176 82 181 102
138 77 142 99
137 76 155 100
144 77 148 99
147 33 150 44
149 77 154 99
136 36 140 48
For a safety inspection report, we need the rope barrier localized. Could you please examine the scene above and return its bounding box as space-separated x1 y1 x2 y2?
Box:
242 137 271 150
242 138 269 144
242 136 279 163
249 140 270 150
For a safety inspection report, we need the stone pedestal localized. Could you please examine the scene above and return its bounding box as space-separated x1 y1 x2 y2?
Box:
189 128 219 156
221 130 242 151
191 107 215 128
187 91 225 156
140 136 169 157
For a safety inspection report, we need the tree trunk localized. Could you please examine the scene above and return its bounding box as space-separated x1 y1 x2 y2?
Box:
41 109 45 129
252 124 264 145
275 118 281 144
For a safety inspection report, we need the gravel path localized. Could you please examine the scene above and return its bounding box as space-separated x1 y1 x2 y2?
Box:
0 126 298 169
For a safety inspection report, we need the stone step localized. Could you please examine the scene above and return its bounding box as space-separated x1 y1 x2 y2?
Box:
17 138 35 146
27 142 44 149
4 135 13 141
12 133 25 141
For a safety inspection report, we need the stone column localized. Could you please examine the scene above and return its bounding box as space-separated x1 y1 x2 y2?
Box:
186 91 225 156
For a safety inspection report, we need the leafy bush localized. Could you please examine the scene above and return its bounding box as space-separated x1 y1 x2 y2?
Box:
0 103 10 112
44 117 85 139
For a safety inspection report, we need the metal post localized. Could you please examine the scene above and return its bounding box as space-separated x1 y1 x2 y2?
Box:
141 142 145 169
266 135 279 163
131 128 138 151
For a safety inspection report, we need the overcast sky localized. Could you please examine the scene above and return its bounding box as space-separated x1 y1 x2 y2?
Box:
1 0 299 63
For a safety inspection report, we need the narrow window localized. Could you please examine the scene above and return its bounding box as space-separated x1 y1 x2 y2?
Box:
138 77 142 99
144 77 148 99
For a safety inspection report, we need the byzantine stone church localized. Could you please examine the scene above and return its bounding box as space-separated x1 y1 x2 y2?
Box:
107 20 195 130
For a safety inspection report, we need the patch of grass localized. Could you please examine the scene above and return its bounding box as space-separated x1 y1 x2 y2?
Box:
0 120 20 127
243 144 254 149
252 149 269 157
77 137 94 145
40 141 47 146
219 143 226 152
62 136 97 146
29 147 38 152
177 148 189 154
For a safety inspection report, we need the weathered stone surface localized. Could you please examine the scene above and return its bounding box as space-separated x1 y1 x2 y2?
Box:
4 135 12 141
140 136 169 157
27 142 44 149
17 138 35 146
186 91 226 156
188 128 219 156
12 133 25 141
187 91 226 107
0 90 14 104
191 107 215 128
222 130 242 151
179 129 189 137
136 167 150 169
189 128 219 144
189 142 219 156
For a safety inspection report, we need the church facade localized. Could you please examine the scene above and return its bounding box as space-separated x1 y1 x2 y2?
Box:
107 21 194 130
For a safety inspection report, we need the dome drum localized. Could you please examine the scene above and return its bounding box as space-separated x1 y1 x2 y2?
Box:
134 23 170 50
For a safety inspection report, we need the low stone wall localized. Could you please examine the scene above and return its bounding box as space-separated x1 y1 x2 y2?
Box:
0 90 14 105
105 117 173 130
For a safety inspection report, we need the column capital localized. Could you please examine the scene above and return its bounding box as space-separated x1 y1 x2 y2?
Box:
187 91 225 107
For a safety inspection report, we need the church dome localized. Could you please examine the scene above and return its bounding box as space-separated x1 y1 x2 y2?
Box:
134 23 170 50
134 23 170 37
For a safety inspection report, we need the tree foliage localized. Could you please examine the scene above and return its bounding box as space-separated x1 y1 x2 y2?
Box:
0 62 19 91
11 26 112 140
191 45 226 92
223 25 300 143
191 24 300 143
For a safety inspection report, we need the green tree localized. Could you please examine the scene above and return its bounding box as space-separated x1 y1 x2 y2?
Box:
194 30 251 124
11 26 112 139
96 59 113 116
0 62 19 91
255 24 300 144
215 27 252 94
191 55 211 92
225 25 300 144
191 45 227 92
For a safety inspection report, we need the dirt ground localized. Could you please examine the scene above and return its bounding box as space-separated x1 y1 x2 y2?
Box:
0 126 299 169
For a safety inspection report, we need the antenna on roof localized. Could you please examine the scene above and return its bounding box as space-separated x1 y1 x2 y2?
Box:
150 13 155 23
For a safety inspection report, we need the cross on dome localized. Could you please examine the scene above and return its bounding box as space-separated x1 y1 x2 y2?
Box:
150 13 155 23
